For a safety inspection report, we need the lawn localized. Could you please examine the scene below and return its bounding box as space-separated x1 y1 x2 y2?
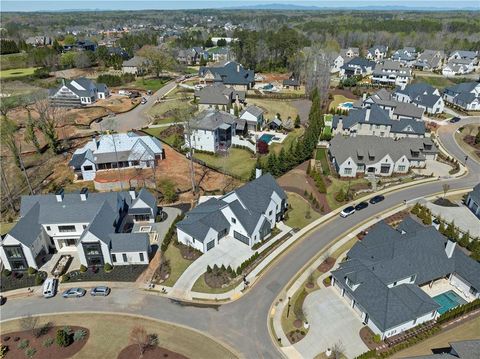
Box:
329 94 355 110
285 192 321 229
326 176 370 210
0 53 29 70
0 222 15 235
315 148 331 175
194 147 256 180
0 67 39 79
248 98 298 121
143 126 168 138
162 243 195 287
413 75 457 90
192 273 243 294
391 316 480 358
131 77 171 92
0 313 238 359
147 97 194 123
270 127 304 154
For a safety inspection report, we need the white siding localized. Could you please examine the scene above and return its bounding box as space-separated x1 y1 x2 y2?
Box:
111 250 149 265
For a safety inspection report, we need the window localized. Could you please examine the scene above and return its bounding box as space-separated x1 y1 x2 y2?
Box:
112 254 117 263
269 210 273 216
131 160 140 166
122 254 127 262
344 168 352 175
139 253 144 262
393 281 397 286
59 225 76 233
83 225 87 229
46 226 51 231
83 165 93 171
398 165 406 171
231 217 236 224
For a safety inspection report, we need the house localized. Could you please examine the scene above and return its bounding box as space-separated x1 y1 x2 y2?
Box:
210 47 230 62
413 50 445 71
331 217 480 340
69 133 164 181
122 56 149 76
331 48 360 73
63 39 96 52
185 109 245 153
332 105 425 139
393 83 445 114
176 172 287 253
177 47 208 65
372 60 412 87
466 183 480 218
391 47 418 66
366 45 388 62
199 61 255 90
0 188 156 271
329 135 437 177
194 83 245 110
48 78 109 107
107 47 130 60
25 35 52 47
442 58 476 77
239 105 265 131
448 50 478 63
443 82 480 111
211 37 236 45
282 75 301 90
269 118 283 130
404 340 480 358
340 57 376 78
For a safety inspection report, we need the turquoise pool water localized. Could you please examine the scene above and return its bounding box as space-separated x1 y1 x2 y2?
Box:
259 134 275 144
433 290 467 314
339 102 354 108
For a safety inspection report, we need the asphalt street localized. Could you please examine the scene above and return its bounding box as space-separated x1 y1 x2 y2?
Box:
1 118 479 359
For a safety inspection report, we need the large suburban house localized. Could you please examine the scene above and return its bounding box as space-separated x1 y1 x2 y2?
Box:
331 217 480 340
355 89 425 121
372 60 412 86
340 57 376 78
177 47 208 65
393 83 445 115
69 133 164 181
176 172 287 253
239 105 265 131
0 188 157 271
442 58 476 77
443 82 480 111
122 56 150 76
185 109 246 153
332 105 426 139
413 50 445 71
49 78 109 107
194 83 245 110
447 50 478 63
366 45 388 62
466 183 480 218
331 48 360 73
198 61 255 90
405 340 480 359
391 47 418 66
329 135 437 177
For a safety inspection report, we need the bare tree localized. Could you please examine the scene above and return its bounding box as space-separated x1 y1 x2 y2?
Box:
302 47 332 104
129 326 158 358
74 51 92 69
442 183 450 198
20 315 38 336
331 341 346 359
138 45 176 78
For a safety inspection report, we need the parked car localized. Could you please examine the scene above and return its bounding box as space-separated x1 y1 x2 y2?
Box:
43 278 58 298
369 195 385 204
340 206 356 218
450 117 461 123
140 97 148 104
355 202 369 211
62 288 86 298
90 286 111 297
146 90 153 95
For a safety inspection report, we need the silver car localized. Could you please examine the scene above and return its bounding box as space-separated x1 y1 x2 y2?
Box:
90 286 111 296
62 287 86 298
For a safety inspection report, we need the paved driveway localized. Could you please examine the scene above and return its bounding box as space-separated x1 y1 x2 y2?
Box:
171 237 254 297
413 159 452 177
424 201 480 237
294 287 368 359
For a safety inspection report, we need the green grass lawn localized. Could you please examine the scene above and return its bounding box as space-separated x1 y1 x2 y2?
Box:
326 176 370 210
131 77 170 92
0 53 29 70
270 127 304 154
194 148 256 180
413 76 456 89
162 244 195 287
191 273 243 294
329 94 355 110
285 192 321 229
147 97 194 120
315 148 331 175
142 127 168 138
0 67 39 79
248 98 298 121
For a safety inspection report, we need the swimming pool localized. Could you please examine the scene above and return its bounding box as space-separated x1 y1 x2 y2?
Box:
433 290 467 314
259 134 275 144
338 102 354 109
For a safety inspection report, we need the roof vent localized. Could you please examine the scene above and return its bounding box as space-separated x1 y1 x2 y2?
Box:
80 187 88 201
55 188 64 202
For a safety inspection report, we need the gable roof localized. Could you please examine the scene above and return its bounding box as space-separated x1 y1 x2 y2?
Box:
199 61 254 86
109 233 149 252
468 183 480 205
190 109 238 131
240 105 264 119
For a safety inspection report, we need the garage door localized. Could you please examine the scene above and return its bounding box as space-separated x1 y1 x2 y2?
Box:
352 301 364 317
206 240 215 251
234 231 250 245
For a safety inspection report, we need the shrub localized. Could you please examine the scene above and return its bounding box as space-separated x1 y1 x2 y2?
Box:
335 189 346 202
25 347 36 358
324 277 331 285
0 345 8 359
42 337 54 347
27 267 37 276
13 337 20 342
2 336 10 342
373 334 382 343
61 274 70 283
56 329 72 347
3 269 11 277
17 339 29 349
35 274 44 286
73 329 87 342
206 265 212 273
79 265 88 273
104 263 113 272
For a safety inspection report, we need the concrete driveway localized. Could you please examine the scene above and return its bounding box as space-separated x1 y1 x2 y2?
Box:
294 287 368 359
424 201 480 237
171 237 254 297
413 159 452 177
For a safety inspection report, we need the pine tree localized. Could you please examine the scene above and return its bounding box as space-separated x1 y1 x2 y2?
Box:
459 231 470 247
278 148 287 174
294 114 301 128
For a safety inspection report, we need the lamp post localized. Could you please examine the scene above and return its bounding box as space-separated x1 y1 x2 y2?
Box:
286 296 292 318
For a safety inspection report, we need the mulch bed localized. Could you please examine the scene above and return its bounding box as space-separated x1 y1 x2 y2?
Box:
360 326 382 350
2 326 89 359
433 198 459 207
0 271 47 292
118 345 188 359
287 329 306 344
318 257 335 272
176 242 202 261
204 269 232 289
66 265 147 283
293 319 303 328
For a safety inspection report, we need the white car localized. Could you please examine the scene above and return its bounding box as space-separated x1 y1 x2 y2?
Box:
340 206 356 218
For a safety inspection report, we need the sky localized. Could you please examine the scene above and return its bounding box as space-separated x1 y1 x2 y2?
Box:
1 1 478 12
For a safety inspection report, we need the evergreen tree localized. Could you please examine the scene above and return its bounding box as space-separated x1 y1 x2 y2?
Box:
294 114 301 128
278 148 287 173
459 231 470 247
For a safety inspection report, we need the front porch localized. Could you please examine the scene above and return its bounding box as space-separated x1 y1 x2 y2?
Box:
39 249 81 277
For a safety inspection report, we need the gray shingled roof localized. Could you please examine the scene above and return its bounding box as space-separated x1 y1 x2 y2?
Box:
199 61 254 86
7 203 42 246
190 109 238 131
394 83 441 109
130 188 157 215
404 340 480 358
469 183 480 205
68 152 87 169
194 83 246 105
240 105 264 120
122 56 148 67
342 57 375 71
110 233 149 252
393 102 425 119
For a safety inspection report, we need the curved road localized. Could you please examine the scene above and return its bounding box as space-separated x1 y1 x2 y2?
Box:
1 119 479 358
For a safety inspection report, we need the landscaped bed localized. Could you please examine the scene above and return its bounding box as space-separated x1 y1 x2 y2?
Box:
118 344 188 359
0 270 47 292
65 265 147 283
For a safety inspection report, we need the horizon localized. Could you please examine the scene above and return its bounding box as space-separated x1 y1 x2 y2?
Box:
1 0 479 12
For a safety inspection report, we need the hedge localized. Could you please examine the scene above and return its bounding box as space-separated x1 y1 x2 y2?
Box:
160 214 185 252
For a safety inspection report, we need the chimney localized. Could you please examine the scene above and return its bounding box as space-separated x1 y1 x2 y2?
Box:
237 64 240 72
129 187 136 200
445 240 456 259
91 136 98 149
80 187 88 201
255 168 262 179
365 107 371 121
362 93 367 101
62 78 66 86
55 188 64 202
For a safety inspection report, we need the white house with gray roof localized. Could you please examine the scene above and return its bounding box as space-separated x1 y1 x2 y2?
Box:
443 82 480 111
194 83 245 111
413 50 445 71
340 57 376 78
122 56 149 75
176 173 287 254
199 61 255 90
366 45 388 62
69 133 164 181
393 83 445 115
372 60 412 86
329 135 437 177
0 188 156 271
391 47 418 66
466 183 480 218
239 105 265 131
331 218 480 340
442 58 476 77
49 78 109 107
